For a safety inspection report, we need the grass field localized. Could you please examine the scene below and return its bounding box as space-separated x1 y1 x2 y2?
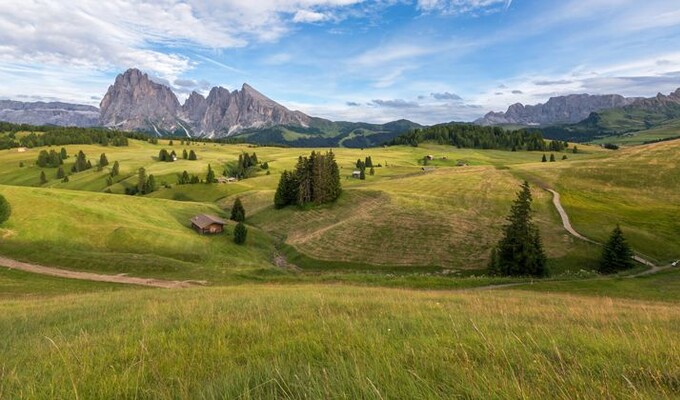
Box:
1 284 678 399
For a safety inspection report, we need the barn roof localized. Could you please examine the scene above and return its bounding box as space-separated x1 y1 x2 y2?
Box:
190 214 226 229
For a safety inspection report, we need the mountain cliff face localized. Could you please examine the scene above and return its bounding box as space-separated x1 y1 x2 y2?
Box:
476 94 639 126
99 69 180 133
0 100 99 127
101 68 312 137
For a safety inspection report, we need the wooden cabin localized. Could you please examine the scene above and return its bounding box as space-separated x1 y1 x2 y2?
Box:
190 214 226 235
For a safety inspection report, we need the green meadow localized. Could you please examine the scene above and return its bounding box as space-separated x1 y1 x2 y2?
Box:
0 135 679 398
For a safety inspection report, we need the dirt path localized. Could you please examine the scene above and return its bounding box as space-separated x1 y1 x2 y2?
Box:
0 256 206 289
546 189 671 276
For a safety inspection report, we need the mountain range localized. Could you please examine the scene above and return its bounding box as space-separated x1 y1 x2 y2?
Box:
1 67 679 145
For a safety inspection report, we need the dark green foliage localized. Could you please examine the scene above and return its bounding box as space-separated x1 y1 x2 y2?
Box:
206 164 215 183
19 161 24 168
603 143 620 150
369 167 375 176
356 159 365 170
99 153 109 167
111 161 120 177
56 166 65 179
231 152 259 179
365 156 373 168
36 149 63 168
233 222 247 245
230 198 246 222
360 169 366 180
188 150 197 160
60 148 68 159
62 176 69 183
39 171 47 184
144 175 156 194
169 140 174 146
106 176 113 186
183 149 188 159
489 181 547 277
148 137 159 145
599 225 634 274
572 146 579 154
541 154 547 162
170 150 176 160
549 153 556 162
137 168 147 194
71 150 91 173
274 150 341 208
0 122 129 150
0 194 11 225
158 149 171 162
261 162 269 170
389 124 548 151
177 170 200 185
562 155 568 160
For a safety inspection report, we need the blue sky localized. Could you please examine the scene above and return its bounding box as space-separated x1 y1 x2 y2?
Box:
1 0 680 124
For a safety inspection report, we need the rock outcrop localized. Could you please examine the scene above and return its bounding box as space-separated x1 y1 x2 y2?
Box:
0 100 99 127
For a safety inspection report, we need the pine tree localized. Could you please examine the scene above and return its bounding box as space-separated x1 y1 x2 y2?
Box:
359 169 366 180
206 164 215 183
369 167 375 176
274 171 294 208
230 197 246 222
106 176 113 186
60 147 68 159
550 153 556 162
189 150 197 160
233 222 247 244
562 155 568 160
100 153 109 167
0 194 10 225
541 154 547 162
365 156 373 168
62 176 69 183
144 174 156 194
137 168 147 194
489 181 547 277
40 171 47 184
169 140 174 146
56 166 65 179
111 161 120 177
183 149 188 159
599 225 634 274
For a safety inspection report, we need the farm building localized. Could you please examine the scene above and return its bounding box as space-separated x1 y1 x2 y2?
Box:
352 170 362 178
216 177 238 184
190 214 226 235
426 154 434 160
17 147 27 153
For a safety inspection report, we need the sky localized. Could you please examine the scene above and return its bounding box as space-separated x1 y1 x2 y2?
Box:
1 0 680 124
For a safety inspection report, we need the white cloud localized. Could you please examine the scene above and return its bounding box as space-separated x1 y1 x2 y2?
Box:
293 10 329 23
417 0 512 15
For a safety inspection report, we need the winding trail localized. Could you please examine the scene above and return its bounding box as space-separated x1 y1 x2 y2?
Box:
546 189 670 277
0 256 206 289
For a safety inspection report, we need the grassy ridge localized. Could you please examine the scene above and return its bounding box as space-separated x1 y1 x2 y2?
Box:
1 285 678 399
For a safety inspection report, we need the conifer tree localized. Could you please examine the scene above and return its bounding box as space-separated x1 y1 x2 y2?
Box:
106 176 113 186
62 176 69 183
541 154 547 162
100 153 109 167
360 169 366 180
189 150 197 160
60 147 68 159
572 146 578 154
489 181 547 277
169 140 174 146
183 149 188 159
206 164 215 183
365 156 373 168
144 174 156 194
40 171 47 184
370 167 375 176
0 194 10 225
549 153 556 162
111 161 120 177
562 155 568 160
56 166 65 179
137 167 147 194
230 197 246 222
599 225 634 274
234 222 247 244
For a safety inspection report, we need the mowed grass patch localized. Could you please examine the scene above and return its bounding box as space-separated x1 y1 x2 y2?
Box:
0 185 277 281
514 139 680 263
0 268 133 298
0 285 678 399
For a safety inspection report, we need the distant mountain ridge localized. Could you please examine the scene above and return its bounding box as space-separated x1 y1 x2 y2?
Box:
475 94 640 126
0 100 99 127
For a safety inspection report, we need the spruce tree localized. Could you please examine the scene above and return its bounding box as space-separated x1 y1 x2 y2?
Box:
60 147 68 159
144 174 156 194
599 225 634 274
56 166 65 179
549 153 556 162
40 171 47 184
169 140 174 146
137 168 147 194
189 150 197 160
183 149 188 159
111 161 120 177
274 171 293 208
230 197 246 222
541 154 547 162
100 153 109 167
106 176 113 186
206 164 215 183
233 222 247 244
370 167 375 176
62 176 69 183
359 169 366 180
489 181 547 277
0 194 10 225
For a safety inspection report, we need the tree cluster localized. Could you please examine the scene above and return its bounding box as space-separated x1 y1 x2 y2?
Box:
125 167 156 195
36 149 64 168
230 152 259 179
177 170 201 184
489 181 547 277
230 198 245 222
274 150 341 208
0 123 129 149
71 150 92 173
158 149 177 162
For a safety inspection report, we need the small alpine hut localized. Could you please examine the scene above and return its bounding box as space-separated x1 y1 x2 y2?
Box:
190 214 226 235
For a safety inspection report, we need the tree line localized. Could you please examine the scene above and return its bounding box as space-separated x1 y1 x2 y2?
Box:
388 124 556 151
274 150 342 208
